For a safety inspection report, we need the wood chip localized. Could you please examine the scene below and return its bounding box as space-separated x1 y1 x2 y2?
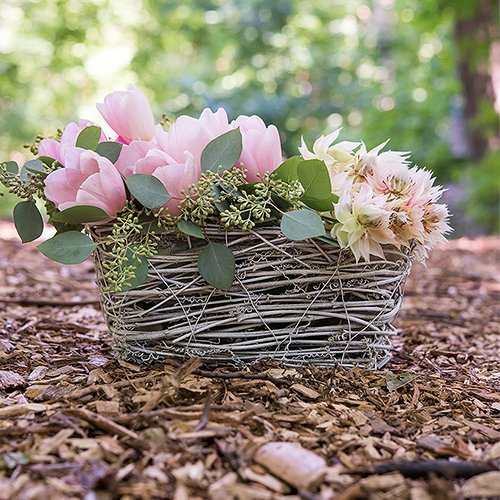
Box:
254 441 327 491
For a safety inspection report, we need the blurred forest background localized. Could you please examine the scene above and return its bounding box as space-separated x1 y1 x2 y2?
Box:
0 0 498 235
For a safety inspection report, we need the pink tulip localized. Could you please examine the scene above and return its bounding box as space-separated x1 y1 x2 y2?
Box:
114 140 157 178
134 149 200 215
231 115 283 182
44 148 127 217
159 108 231 169
38 119 106 164
97 85 156 144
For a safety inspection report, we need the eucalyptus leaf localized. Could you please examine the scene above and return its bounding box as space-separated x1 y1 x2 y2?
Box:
212 184 230 212
198 242 235 290
126 174 171 209
273 156 301 182
3 161 18 174
51 205 109 225
316 234 340 247
21 159 45 180
96 141 122 163
201 128 242 173
177 220 205 239
13 201 44 243
75 126 102 151
280 209 326 241
38 156 57 167
37 231 96 264
301 193 338 212
118 248 149 291
297 159 332 197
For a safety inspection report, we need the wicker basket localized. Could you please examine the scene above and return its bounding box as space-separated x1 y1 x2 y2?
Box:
91 226 412 369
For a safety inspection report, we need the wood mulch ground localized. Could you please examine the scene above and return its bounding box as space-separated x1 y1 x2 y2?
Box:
0 221 498 500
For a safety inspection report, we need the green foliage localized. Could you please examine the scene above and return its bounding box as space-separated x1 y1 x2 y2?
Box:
38 231 96 264
100 203 173 292
201 128 243 173
462 152 500 234
125 174 171 209
177 220 205 239
0 0 496 231
198 242 235 290
95 142 123 163
280 209 326 240
13 201 43 242
51 206 109 224
75 126 101 150
296 159 337 211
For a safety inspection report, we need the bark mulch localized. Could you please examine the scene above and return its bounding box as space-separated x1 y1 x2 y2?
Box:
0 221 499 499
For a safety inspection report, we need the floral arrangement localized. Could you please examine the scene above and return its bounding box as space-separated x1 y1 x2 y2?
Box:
0 85 450 292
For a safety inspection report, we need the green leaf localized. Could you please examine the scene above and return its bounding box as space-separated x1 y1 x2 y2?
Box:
75 126 102 151
280 209 326 241
96 141 122 163
297 159 331 195
198 242 235 290
37 231 96 264
38 156 56 167
177 220 205 239
51 205 109 225
316 234 340 247
301 193 338 212
273 156 301 182
13 201 44 243
212 184 230 212
297 159 337 211
201 128 242 173
54 222 84 235
21 159 45 180
125 174 171 209
118 248 149 291
3 161 18 174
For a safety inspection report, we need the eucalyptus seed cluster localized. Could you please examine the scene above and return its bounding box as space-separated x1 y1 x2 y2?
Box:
220 172 304 230
179 168 304 231
179 168 248 226
100 203 173 292
0 163 44 201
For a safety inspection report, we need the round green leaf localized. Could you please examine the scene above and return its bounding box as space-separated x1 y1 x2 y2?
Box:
198 242 235 291
126 174 171 209
13 201 44 243
280 209 326 241
297 159 332 198
37 231 96 264
3 161 19 174
96 141 122 163
118 248 149 291
201 128 242 173
51 205 110 225
273 156 301 182
177 220 205 239
301 193 338 212
21 159 46 180
75 126 102 151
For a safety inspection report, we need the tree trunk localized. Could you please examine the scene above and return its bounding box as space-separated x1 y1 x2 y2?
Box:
453 1 498 160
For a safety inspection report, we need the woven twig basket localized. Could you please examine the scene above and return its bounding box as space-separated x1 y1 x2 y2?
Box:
91 226 412 369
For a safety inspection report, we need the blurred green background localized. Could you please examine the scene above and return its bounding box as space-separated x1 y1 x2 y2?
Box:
1 0 498 235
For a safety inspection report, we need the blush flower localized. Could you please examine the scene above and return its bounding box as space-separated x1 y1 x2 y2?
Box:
38 119 106 164
299 128 360 172
158 108 231 169
97 85 156 144
134 149 200 215
44 148 127 217
331 184 396 261
232 115 283 182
